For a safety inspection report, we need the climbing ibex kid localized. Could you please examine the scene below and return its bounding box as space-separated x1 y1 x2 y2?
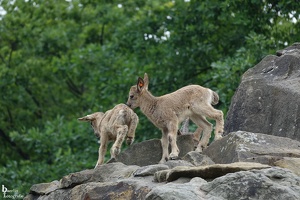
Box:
78 103 138 167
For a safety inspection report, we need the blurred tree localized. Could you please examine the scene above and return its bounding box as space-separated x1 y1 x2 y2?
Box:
0 0 299 195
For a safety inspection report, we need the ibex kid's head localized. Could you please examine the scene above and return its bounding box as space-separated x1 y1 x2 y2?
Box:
78 112 104 138
126 73 149 109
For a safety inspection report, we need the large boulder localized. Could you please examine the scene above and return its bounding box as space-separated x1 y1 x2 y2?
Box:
109 134 194 166
225 43 300 141
203 131 300 165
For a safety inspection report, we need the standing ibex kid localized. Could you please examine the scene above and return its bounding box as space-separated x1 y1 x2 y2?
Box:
126 73 224 163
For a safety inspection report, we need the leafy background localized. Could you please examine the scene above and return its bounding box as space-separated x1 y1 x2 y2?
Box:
0 0 299 195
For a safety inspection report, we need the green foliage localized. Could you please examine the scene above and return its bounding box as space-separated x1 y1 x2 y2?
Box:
0 0 299 195
1 116 98 195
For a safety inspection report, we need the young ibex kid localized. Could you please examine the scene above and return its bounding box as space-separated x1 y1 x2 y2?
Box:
126 73 224 163
78 103 139 167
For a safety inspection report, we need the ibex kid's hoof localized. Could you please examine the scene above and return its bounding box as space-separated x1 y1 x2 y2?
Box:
169 153 179 160
126 137 134 145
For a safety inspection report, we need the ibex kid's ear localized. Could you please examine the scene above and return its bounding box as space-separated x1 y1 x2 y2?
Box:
137 77 144 92
143 73 149 90
78 114 96 121
78 116 92 122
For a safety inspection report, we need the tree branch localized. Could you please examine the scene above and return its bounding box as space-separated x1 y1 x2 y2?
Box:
23 86 43 118
100 23 105 45
65 73 83 98
15 80 43 119
0 128 30 160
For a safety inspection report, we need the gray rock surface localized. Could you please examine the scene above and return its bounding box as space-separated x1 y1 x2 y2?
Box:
204 131 300 165
183 151 215 166
156 162 270 182
60 169 94 188
69 181 151 200
225 43 300 141
109 134 194 166
274 157 300 176
148 167 300 200
91 162 139 182
25 135 300 200
29 181 60 195
133 164 169 177
146 177 207 200
201 167 300 200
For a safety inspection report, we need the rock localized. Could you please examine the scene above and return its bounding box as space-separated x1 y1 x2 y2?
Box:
26 131 300 200
201 167 300 200
153 169 171 183
60 169 94 188
29 180 60 195
26 144 300 200
146 177 207 200
132 159 195 176
91 162 140 182
225 43 300 141
163 162 270 182
59 162 140 189
276 42 300 56
164 159 194 168
109 138 162 166
274 157 300 176
133 164 169 177
25 189 71 200
69 181 151 200
182 151 215 166
203 131 300 165
110 134 194 166
149 167 300 200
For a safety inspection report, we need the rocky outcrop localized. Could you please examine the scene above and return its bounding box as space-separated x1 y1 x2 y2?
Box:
25 132 300 200
225 43 300 141
25 44 300 200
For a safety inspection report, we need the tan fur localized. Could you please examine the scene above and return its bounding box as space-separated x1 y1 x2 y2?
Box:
126 73 224 163
78 103 139 167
